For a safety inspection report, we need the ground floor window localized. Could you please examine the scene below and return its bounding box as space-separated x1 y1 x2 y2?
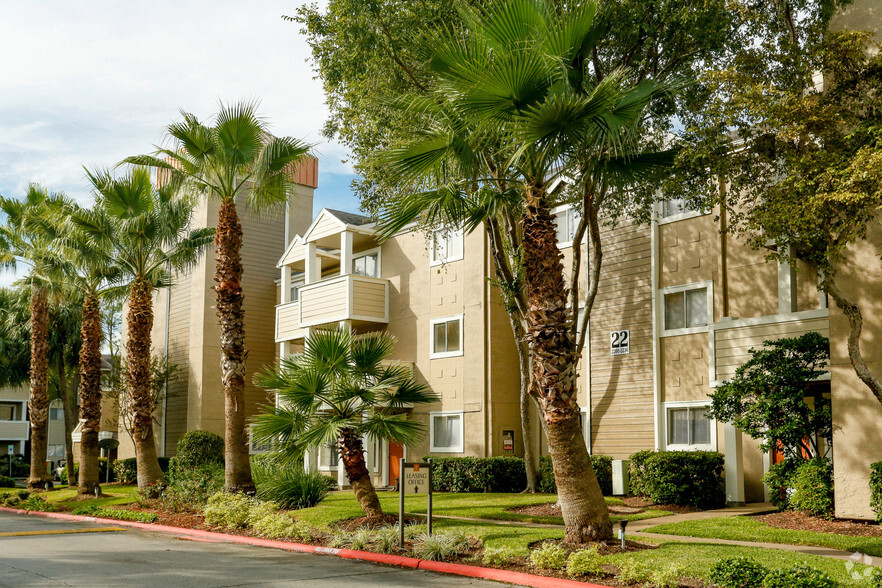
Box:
664 402 714 450
319 443 339 469
430 411 464 453
48 444 65 459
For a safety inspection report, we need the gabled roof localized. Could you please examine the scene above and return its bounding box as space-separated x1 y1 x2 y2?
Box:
325 209 372 226
302 208 376 243
277 235 305 268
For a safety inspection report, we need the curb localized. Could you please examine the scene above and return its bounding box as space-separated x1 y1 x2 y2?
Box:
0 506 608 588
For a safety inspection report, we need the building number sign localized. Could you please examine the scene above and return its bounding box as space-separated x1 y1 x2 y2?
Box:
610 329 630 356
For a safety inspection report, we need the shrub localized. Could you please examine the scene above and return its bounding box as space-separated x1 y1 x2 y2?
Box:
869 461 882 524
538 454 613 495
374 526 398 554
202 492 255 528
94 508 158 523
869 567 882 587
412 531 469 561
529 542 568 570
789 458 834 518
762 565 835 588
652 565 681 588
19 495 54 512
566 546 606 578
629 450 725 508
617 559 651 584
175 430 225 469
251 458 330 509
165 461 225 509
5 496 20 507
428 456 527 493
112 457 170 484
482 547 516 566
710 556 769 588
0 475 14 487
0 454 28 477
762 458 802 510
249 510 298 540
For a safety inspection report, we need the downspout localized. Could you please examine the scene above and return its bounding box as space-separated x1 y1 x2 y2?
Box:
650 201 662 450
484 232 491 457
161 261 171 457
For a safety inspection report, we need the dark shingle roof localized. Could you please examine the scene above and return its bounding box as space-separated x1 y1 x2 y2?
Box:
325 209 372 226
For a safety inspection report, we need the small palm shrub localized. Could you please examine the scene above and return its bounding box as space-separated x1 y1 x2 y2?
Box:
566 547 606 578
529 542 568 570
789 458 834 518
710 556 768 587
202 492 255 528
251 458 330 509
762 565 835 588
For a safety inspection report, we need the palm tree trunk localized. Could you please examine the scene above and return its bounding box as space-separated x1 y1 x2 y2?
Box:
127 277 164 493
27 286 53 490
78 293 103 496
339 428 383 517
215 200 255 494
515 333 538 493
521 187 611 543
57 357 78 487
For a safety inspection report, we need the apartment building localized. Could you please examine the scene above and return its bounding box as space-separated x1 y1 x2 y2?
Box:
0 386 69 472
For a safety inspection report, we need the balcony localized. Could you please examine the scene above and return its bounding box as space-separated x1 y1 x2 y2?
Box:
275 275 390 342
0 420 29 440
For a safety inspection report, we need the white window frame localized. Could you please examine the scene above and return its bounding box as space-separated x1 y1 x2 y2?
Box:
551 204 582 248
663 401 716 451
290 271 305 302
430 227 464 266
318 443 339 471
657 197 707 225
659 281 713 337
429 314 464 359
352 246 382 278
429 411 465 453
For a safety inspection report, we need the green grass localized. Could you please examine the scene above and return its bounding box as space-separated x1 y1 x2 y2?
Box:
291 491 671 528
604 540 874 586
643 515 882 557
41 484 139 510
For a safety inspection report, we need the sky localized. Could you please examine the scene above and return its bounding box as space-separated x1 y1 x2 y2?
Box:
0 2 358 237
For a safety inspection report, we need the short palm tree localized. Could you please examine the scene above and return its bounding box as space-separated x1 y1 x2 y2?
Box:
76 167 214 492
125 101 311 494
0 186 69 489
57 200 123 495
253 328 438 518
375 0 675 541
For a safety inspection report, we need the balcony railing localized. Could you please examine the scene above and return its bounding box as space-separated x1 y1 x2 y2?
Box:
0 419 29 440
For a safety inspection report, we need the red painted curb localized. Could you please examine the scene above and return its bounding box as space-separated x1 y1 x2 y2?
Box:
0 506 611 587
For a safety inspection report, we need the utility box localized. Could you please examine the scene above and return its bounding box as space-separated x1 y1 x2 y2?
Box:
612 459 630 496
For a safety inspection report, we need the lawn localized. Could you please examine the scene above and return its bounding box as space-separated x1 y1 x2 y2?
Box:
291 491 672 528
643 515 882 557
603 540 874 586
40 484 139 510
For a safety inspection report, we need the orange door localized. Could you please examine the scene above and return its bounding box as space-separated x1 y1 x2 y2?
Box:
389 441 404 486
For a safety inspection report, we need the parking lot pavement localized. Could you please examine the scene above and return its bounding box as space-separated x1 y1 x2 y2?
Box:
0 511 520 587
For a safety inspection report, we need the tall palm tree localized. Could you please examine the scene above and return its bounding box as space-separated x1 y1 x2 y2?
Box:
75 167 214 492
253 328 438 518
376 0 674 542
0 186 69 490
124 101 311 493
57 201 123 495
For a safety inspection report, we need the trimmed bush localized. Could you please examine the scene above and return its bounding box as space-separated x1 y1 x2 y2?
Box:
762 565 835 588
529 542 568 570
175 430 225 469
628 450 725 508
710 556 769 588
482 547 516 566
870 461 882 524
202 492 255 528
616 559 651 584
0 475 14 487
538 454 613 495
566 547 605 578
251 457 330 509
762 457 802 510
112 457 170 484
165 461 225 509
428 456 527 493
789 458 834 518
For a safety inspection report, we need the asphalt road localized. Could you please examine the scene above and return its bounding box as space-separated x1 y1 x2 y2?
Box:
0 511 519 587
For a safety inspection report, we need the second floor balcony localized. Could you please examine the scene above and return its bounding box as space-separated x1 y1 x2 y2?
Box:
0 419 29 440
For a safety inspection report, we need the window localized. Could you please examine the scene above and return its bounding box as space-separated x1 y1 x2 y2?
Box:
664 287 708 331
249 428 273 454
430 315 463 358
352 250 380 277
0 403 14 420
290 272 304 302
666 404 713 449
430 227 463 265
553 206 581 245
50 407 63 421
430 412 464 452
48 444 65 458
319 443 339 469
662 197 702 219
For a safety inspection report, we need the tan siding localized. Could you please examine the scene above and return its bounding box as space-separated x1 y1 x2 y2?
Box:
300 279 348 322
275 303 302 341
307 214 343 241
352 280 386 318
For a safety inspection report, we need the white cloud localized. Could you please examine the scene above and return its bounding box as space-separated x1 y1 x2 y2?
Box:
0 0 356 207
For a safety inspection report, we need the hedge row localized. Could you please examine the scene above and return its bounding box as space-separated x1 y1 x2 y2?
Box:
538 455 613 496
630 450 725 508
871 461 882 524
428 456 527 492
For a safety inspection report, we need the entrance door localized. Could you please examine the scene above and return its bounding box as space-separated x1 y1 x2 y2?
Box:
389 441 404 487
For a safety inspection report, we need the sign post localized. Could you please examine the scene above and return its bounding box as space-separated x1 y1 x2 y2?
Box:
7 444 12 478
399 458 435 547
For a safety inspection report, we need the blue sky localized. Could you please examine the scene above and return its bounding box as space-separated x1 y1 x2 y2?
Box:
0 0 359 217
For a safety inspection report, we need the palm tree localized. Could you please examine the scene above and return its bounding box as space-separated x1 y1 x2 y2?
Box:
75 167 214 492
375 0 675 542
253 328 438 518
57 201 123 495
124 101 311 494
0 186 69 490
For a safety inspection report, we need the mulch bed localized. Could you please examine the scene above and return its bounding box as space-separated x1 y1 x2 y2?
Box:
509 496 699 518
754 510 882 537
